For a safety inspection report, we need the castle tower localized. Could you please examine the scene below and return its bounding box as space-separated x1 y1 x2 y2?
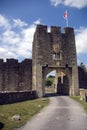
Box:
32 24 79 97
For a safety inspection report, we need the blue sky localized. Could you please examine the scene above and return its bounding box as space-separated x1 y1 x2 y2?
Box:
0 0 87 66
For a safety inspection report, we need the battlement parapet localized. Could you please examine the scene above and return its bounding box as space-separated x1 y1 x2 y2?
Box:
0 58 32 65
0 59 4 64
6 58 18 65
21 59 32 64
64 27 74 34
51 26 61 34
36 24 47 33
36 24 74 35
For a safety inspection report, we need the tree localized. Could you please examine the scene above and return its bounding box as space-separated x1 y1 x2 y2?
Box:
45 80 52 86
79 62 86 71
48 75 55 78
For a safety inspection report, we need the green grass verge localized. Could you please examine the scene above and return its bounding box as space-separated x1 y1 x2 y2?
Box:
71 96 87 113
0 98 49 130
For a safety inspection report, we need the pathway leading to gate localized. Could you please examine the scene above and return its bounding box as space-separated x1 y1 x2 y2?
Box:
19 95 87 130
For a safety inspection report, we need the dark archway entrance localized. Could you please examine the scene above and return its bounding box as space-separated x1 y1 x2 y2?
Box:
42 66 72 96
57 75 69 95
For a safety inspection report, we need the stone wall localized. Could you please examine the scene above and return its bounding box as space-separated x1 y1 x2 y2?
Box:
78 67 87 89
0 91 36 104
0 58 32 92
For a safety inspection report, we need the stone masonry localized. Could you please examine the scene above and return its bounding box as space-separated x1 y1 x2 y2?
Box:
32 24 79 97
0 58 32 92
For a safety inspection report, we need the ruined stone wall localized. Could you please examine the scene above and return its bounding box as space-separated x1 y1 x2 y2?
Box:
0 58 32 92
78 67 87 89
0 91 36 104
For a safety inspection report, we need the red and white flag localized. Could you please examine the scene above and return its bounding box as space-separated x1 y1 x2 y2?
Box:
63 11 68 26
63 11 67 19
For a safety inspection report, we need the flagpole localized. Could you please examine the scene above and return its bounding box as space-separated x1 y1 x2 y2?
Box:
66 17 68 27
63 10 68 27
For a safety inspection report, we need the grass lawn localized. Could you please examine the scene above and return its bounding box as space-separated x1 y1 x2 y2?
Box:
0 98 49 130
71 96 87 113
45 87 55 94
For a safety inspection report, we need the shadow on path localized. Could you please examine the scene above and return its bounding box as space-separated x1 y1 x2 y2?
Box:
45 93 59 97
45 93 69 98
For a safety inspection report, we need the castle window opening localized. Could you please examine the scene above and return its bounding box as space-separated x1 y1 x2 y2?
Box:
66 64 68 68
53 52 60 60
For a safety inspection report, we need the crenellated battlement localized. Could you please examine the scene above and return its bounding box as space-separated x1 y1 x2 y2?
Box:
36 24 47 33
21 59 32 64
0 59 4 64
6 58 18 65
0 58 32 65
64 27 74 35
36 24 74 35
51 26 61 34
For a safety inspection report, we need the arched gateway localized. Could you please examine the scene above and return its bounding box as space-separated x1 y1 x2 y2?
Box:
32 25 79 97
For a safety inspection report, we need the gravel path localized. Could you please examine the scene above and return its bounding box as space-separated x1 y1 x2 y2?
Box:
19 96 87 130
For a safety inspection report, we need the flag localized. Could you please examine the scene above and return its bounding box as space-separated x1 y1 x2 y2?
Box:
63 11 68 27
63 11 67 19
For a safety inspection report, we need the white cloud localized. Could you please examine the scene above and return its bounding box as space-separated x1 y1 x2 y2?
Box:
64 0 87 9
50 0 62 6
0 14 41 61
0 47 7 53
75 27 87 54
33 19 41 25
13 18 28 27
2 30 20 44
50 0 87 9
17 26 35 58
0 14 11 29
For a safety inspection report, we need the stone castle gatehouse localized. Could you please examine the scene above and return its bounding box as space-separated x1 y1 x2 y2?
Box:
0 24 80 99
32 25 79 97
